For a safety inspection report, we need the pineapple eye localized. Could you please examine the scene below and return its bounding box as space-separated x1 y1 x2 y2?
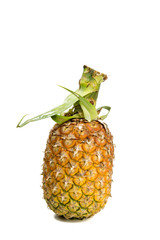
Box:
60 125 73 134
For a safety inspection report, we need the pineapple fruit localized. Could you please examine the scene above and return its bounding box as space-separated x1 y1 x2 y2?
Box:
17 65 115 219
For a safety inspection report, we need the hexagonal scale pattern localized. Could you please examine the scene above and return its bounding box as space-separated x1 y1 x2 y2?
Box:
43 119 114 219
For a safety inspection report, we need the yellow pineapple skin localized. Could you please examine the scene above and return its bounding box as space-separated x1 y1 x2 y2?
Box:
43 119 114 219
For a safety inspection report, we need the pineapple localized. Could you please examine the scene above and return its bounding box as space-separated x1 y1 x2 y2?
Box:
17 65 115 219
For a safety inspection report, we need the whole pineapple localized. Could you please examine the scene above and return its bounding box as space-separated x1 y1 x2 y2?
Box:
17 65 115 219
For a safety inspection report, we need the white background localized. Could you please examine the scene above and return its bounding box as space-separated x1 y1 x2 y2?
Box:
0 0 160 239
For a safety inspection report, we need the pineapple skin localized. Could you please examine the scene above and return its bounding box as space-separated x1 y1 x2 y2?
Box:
43 119 114 219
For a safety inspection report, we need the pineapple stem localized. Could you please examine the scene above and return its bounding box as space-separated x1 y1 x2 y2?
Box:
63 65 107 119
79 65 107 106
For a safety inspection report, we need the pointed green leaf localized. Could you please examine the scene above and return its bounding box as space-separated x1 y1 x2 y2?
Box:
97 106 111 120
58 85 98 122
16 66 107 127
51 114 81 125
16 114 29 128
16 88 95 127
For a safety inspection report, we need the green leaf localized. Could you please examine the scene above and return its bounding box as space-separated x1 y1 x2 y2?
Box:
51 114 81 125
58 85 98 122
16 66 107 127
16 114 28 128
97 106 111 120
16 88 94 127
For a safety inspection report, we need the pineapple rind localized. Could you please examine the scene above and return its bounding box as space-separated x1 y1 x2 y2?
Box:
43 119 114 219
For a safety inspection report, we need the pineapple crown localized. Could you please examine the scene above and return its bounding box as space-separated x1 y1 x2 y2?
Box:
17 65 111 127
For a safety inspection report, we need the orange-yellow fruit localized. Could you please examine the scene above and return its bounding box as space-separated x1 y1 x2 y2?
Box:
43 119 114 219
